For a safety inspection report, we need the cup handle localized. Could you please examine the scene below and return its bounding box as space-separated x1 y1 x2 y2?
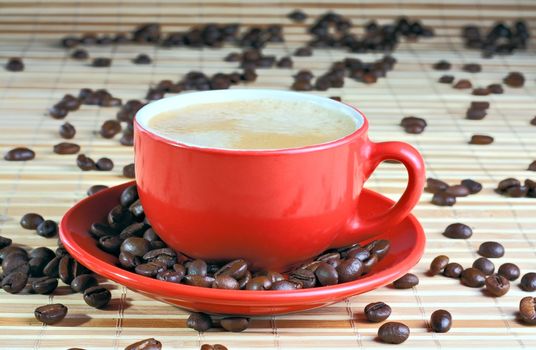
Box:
333 139 425 247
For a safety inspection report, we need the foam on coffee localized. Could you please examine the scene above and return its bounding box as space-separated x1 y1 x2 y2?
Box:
148 98 357 150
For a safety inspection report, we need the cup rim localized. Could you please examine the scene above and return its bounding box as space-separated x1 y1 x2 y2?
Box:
134 89 368 155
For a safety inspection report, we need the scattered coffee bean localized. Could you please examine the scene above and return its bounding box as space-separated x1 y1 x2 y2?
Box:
2 271 28 293
471 101 490 110
294 47 312 57
430 310 452 333
83 285 111 308
472 87 490 96
96 157 114 171
43 256 61 278
466 107 487 120
425 178 449 193
36 220 57 238
4 147 35 161
48 104 68 119
220 317 250 332
433 60 451 70
31 277 58 294
276 56 293 68
20 213 44 230
461 267 486 288
443 223 472 239
187 312 212 332
0 236 12 249
519 297 536 324
59 122 76 139
438 75 454 83
400 116 427 134
488 84 504 94
87 185 108 196
92 57 112 67
77 154 96 171
529 161 536 171
431 192 456 206
445 185 470 197
461 179 482 194
503 71 525 87
100 120 122 138
288 9 307 22
123 163 135 178
485 274 510 297
531 117 536 126
497 178 521 192
53 142 80 155
71 48 88 60
453 79 472 89
34 304 67 325
124 338 162 350
498 263 520 281
472 257 495 275
520 273 536 292
5 57 24 72
469 134 494 145
133 54 152 64
443 262 463 278
463 63 481 73
378 322 410 344
393 273 419 289
429 255 449 275
478 241 505 258
71 274 98 293
364 302 391 322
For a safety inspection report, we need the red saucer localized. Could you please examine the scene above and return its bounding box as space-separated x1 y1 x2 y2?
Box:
60 181 425 316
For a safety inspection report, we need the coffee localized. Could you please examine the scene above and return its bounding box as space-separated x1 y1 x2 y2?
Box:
148 99 356 150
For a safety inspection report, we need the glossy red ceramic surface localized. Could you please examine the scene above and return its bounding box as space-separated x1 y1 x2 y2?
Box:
133 90 425 271
60 181 425 316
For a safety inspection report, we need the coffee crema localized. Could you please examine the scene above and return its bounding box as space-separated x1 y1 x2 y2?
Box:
147 99 357 150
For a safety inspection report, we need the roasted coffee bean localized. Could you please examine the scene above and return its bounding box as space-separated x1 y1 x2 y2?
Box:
119 222 146 240
36 220 57 238
215 259 248 280
336 258 363 283
87 185 108 196
118 251 140 270
4 147 35 161
241 68 257 82
265 271 284 283
245 276 272 290
314 262 338 286
393 273 419 289
443 262 463 278
294 46 312 57
433 60 451 70
5 57 24 72
28 257 49 276
506 185 528 197
34 304 67 325
520 273 536 292
108 204 133 229
237 271 252 289
48 103 68 119
291 80 313 91
400 116 427 134
98 235 123 254
429 255 449 275
478 241 504 258
520 297 536 324
529 161 536 171
364 302 391 322
472 257 495 275
471 101 490 110
288 9 307 22
498 263 520 281
124 338 162 350
485 274 510 297
31 277 58 294
156 270 184 283
183 275 215 288
438 75 454 84
345 247 370 261
143 248 176 262
120 185 138 207
0 246 26 263
121 237 150 257
425 178 449 193
212 275 240 290
84 286 111 308
43 256 61 278
488 84 504 94
0 236 12 249
58 255 74 284
466 108 487 120
461 267 486 287
20 213 44 230
96 157 114 171
30 247 54 262
461 179 482 194
445 185 470 197
100 120 122 138
301 260 322 272
132 53 152 65
431 192 456 206
378 322 410 344
469 134 494 145
503 72 524 87
89 223 117 238
220 317 249 332
76 154 96 171
129 199 144 219
71 48 88 60
443 223 473 239
362 253 379 274
188 259 208 276
531 117 536 127
316 252 340 262
289 268 316 288
430 310 452 333
71 274 97 293
365 240 390 259
463 63 481 73
270 280 298 290
123 163 135 178
2 271 28 294
92 57 111 67
187 312 213 332
2 252 29 275
276 56 293 68
59 122 76 139
135 262 166 277
497 178 521 192
453 79 472 89
60 94 81 111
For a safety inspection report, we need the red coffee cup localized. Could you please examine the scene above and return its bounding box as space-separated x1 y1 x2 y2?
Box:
134 90 425 272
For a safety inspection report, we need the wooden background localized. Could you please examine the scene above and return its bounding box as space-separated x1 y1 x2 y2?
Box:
1 0 536 348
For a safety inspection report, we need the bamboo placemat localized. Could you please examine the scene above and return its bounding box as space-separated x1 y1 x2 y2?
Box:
1 0 536 349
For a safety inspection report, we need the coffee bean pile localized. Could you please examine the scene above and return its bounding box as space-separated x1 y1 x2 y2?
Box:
425 177 482 206
462 20 529 58
496 178 536 198
400 116 427 134
308 14 433 52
